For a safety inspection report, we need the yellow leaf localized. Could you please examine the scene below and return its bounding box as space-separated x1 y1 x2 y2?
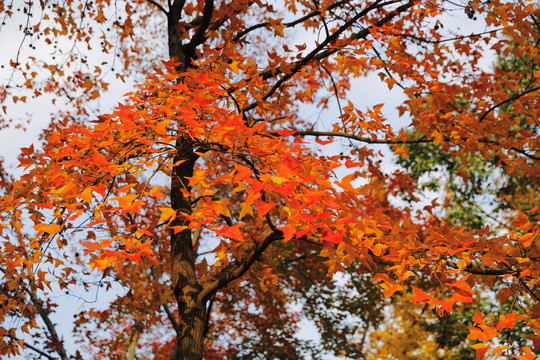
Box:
159 207 176 223
271 176 288 184
34 223 61 236
239 203 253 219
229 61 240 74
457 259 468 270
80 187 93 203
274 23 284 37
389 36 400 48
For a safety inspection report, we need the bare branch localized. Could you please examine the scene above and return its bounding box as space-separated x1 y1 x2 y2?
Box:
464 266 514 275
395 28 502 44
163 303 180 334
142 0 168 15
318 62 343 114
189 0 214 48
281 130 430 144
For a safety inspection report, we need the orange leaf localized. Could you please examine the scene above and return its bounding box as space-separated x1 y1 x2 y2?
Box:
82 241 101 255
220 224 244 242
373 273 390 284
254 200 277 216
34 223 61 236
159 207 176 223
278 225 295 242
234 164 252 181
80 187 93 203
471 343 489 360
383 283 402 298
411 286 435 303
93 183 107 198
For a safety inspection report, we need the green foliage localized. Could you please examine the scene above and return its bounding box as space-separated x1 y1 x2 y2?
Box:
302 267 387 358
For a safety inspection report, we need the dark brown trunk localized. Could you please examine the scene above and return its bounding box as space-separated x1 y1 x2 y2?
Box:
173 304 207 360
167 4 210 359
169 139 206 360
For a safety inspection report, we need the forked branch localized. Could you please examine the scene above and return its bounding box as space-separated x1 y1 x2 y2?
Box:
198 230 284 303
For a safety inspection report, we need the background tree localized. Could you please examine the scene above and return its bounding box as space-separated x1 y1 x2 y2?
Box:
0 1 539 360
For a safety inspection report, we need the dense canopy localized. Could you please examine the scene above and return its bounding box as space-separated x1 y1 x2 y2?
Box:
0 0 539 359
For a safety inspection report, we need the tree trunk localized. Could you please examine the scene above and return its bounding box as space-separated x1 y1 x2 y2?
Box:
167 5 210 359
174 304 207 360
170 139 206 360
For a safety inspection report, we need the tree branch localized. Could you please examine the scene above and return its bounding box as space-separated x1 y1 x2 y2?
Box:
169 0 186 16
318 61 343 114
447 260 516 275
121 321 142 360
4 334 58 360
198 230 283 303
279 130 430 144
277 130 539 160
232 0 351 42
188 0 214 48
242 0 414 112
163 303 180 334
478 86 540 123
26 289 69 360
464 266 515 275
395 28 502 44
520 278 540 302
142 0 168 15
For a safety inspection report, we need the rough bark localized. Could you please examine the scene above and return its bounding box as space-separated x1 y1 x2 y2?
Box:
170 138 205 360
166 1 210 358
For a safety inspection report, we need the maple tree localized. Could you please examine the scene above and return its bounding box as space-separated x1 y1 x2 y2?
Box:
0 0 539 359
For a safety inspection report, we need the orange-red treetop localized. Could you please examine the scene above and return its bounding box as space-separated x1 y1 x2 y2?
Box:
0 0 539 358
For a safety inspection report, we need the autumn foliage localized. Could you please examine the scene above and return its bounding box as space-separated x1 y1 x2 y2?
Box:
0 0 539 359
